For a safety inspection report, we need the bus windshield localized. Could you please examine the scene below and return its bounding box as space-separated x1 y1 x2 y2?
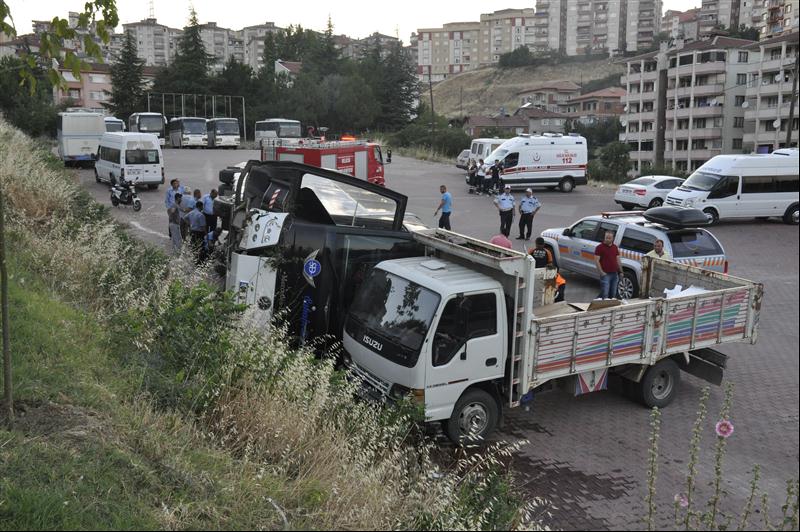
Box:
214 121 239 135
105 121 124 132
138 115 164 133
683 171 724 191
183 119 206 135
278 123 302 138
345 269 441 368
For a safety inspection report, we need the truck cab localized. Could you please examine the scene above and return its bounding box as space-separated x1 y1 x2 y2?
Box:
343 257 509 439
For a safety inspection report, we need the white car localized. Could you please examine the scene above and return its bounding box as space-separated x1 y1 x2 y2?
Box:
455 149 471 170
614 175 685 210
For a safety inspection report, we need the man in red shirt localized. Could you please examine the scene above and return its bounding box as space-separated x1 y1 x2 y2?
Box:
594 231 624 299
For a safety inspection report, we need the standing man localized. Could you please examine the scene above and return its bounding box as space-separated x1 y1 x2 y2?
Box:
477 159 487 194
494 185 515 237
167 193 183 254
434 185 453 230
164 179 187 235
201 189 219 233
186 202 207 258
646 239 672 260
489 159 502 194
517 189 542 240
594 231 624 299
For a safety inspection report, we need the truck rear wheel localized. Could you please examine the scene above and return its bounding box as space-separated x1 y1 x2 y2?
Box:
445 388 499 444
635 359 681 408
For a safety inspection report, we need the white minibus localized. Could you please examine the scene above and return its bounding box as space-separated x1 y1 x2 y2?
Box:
665 149 799 224
95 132 165 189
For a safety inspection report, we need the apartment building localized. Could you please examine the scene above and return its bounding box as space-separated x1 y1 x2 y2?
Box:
742 31 799 152
661 8 701 41
564 0 624 56
559 87 627 123
241 22 280 71
626 0 663 54
198 22 244 74
532 0 567 53
417 22 481 82
51 62 159 113
699 0 742 36
478 8 537 64
123 18 182 67
756 0 800 39
620 36 755 174
518 80 582 113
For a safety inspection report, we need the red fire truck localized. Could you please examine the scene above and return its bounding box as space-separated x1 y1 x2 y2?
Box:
261 139 385 186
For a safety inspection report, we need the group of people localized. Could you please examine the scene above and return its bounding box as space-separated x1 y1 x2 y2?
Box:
593 231 671 299
164 178 222 261
466 159 503 195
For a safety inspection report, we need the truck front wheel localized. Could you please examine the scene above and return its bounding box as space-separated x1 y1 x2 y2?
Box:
636 359 681 409
445 388 500 444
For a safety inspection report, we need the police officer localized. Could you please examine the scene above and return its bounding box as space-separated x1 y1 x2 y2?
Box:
494 184 515 237
516 188 542 240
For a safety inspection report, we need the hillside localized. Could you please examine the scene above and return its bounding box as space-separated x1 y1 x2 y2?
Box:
431 58 626 118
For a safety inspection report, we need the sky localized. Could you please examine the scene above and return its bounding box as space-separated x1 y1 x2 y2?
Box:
7 1 701 44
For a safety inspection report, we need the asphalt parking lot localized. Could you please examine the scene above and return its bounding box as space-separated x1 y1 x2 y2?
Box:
73 148 799 530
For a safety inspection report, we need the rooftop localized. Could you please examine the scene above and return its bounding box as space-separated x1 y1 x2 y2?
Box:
567 87 627 102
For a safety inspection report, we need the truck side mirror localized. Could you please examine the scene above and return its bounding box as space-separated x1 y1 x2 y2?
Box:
563 228 572 237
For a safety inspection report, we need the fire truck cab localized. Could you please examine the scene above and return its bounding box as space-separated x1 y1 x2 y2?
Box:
261 139 385 186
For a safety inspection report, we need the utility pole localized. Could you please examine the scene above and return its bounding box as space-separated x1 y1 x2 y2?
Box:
785 49 799 148
0 183 11 426
429 67 435 149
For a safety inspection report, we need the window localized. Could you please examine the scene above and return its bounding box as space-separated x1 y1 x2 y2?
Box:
68 88 80 99
504 152 519 168
733 138 743 150
433 293 497 367
570 220 600 240
737 73 747 85
668 230 723 258
735 95 746 107
694 118 707 129
708 176 740 199
594 222 619 243
775 175 800 193
738 51 749 63
88 73 109 83
734 117 744 128
620 228 657 254
742 176 777 194
99 146 120 164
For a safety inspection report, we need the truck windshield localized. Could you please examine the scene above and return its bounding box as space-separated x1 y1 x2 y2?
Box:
301 173 399 229
345 270 441 368
683 171 723 191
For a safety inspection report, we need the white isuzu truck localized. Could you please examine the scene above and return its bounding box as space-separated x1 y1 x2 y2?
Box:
343 228 763 442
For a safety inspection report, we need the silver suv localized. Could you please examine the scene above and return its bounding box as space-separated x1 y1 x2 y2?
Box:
539 212 727 299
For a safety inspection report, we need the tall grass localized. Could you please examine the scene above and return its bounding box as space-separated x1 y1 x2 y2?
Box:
0 119 542 530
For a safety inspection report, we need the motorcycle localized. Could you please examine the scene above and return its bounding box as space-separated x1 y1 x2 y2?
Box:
110 175 142 212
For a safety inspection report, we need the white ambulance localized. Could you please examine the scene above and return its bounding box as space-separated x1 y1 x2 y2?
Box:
482 134 588 193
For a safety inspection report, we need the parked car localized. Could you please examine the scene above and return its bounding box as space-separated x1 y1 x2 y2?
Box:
539 208 727 299
456 149 471 170
614 175 685 210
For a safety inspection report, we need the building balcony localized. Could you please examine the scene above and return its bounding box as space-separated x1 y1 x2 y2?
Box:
669 105 723 118
745 104 799 120
628 150 656 160
664 148 722 160
626 130 656 141
667 84 724 98
755 83 794 96
624 111 656 122
757 56 796 72
684 127 723 139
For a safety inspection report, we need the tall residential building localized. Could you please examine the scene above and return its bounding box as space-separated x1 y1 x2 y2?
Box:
757 0 800 39
478 8 537 64
742 32 799 152
198 22 243 73
123 18 182 67
241 22 280 71
565 0 627 56
699 0 743 36
32 11 122 62
626 0 663 54
620 36 755 174
532 0 567 53
417 22 481 82
661 8 701 41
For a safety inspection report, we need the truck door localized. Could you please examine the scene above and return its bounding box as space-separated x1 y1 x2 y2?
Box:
561 219 600 275
425 291 504 422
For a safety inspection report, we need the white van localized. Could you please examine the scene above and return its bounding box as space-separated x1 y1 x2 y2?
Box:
57 111 106 166
95 132 165 190
665 149 799 224
482 134 588 193
469 138 509 163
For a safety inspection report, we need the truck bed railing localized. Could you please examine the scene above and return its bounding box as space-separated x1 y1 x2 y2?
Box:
413 229 533 276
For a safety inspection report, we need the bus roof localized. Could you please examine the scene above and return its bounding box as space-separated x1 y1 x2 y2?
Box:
256 118 300 123
169 116 206 122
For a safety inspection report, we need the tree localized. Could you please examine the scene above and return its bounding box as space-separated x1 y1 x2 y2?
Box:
152 8 213 95
103 31 144 120
1 0 120 425
727 24 760 41
498 46 535 68
0 56 58 137
599 141 631 179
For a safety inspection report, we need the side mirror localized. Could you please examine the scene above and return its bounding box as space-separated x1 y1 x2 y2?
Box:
460 342 467 361
563 228 572 237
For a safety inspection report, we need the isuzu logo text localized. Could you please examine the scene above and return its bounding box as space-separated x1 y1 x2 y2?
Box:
362 335 383 351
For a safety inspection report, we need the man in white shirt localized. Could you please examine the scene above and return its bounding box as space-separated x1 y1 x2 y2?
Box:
646 239 672 260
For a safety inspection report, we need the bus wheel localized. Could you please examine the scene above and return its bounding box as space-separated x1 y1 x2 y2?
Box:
559 177 575 193
445 388 499 444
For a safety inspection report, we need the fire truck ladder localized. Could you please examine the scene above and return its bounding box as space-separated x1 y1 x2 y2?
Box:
412 229 534 407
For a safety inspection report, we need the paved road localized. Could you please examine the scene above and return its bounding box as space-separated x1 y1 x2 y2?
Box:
74 149 799 530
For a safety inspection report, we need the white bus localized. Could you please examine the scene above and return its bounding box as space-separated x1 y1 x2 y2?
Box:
482 134 588 193
104 117 126 132
666 149 799 225
206 118 241 149
57 111 106 166
168 117 207 148
128 112 167 146
254 118 302 145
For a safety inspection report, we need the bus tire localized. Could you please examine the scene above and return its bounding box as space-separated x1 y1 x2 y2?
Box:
445 388 499 444
783 203 799 225
559 177 575 193
636 359 681 408
703 207 719 225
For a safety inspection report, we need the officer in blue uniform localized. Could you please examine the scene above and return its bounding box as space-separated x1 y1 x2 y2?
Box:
516 188 542 240
494 184 516 237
